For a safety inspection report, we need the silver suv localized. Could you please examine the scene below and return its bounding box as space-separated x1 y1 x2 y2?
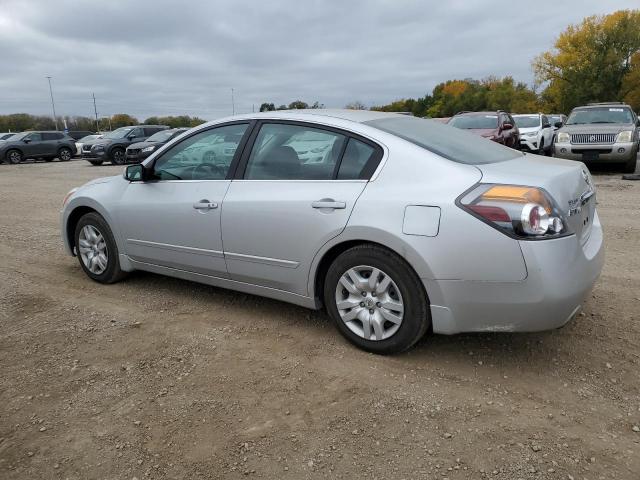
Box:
553 102 640 173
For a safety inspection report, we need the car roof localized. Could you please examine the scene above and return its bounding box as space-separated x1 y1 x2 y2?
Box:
574 103 632 110
453 111 503 116
223 109 409 124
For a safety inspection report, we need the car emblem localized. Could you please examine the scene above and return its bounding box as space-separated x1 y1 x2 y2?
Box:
581 169 591 187
589 135 596 142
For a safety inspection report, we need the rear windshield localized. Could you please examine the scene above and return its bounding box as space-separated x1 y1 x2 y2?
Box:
566 107 634 125
448 115 498 129
364 116 522 165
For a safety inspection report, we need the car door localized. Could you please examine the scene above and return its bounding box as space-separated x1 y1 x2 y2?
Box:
42 132 62 156
115 122 252 276
221 121 383 296
541 115 553 146
22 132 46 157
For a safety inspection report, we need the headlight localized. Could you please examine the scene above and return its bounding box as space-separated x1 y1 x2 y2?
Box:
524 131 537 137
142 146 155 153
617 131 633 143
62 187 78 207
458 184 570 239
556 132 570 143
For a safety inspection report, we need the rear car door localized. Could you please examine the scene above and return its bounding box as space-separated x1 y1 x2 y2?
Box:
221 121 383 295
42 132 62 156
115 122 252 276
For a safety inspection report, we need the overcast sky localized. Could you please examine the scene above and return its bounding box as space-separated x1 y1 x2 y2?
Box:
0 0 637 121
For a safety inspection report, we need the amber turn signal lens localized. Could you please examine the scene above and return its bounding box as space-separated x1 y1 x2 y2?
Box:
480 186 552 213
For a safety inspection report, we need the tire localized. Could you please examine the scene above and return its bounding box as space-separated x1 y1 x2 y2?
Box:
6 149 22 164
88 160 103 166
323 244 430 354
74 212 127 284
622 149 637 174
58 147 72 162
44 158 53 162
110 148 125 165
537 139 545 156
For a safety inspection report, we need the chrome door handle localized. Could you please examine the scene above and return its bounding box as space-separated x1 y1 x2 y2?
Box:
193 201 218 210
311 200 346 209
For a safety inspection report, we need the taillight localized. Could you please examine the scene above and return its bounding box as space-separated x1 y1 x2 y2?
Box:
458 184 570 240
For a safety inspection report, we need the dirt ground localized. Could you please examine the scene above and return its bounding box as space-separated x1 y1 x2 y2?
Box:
0 158 639 480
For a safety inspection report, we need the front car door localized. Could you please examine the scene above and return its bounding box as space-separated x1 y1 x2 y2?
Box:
541 115 553 146
22 132 45 157
221 121 383 296
115 122 251 276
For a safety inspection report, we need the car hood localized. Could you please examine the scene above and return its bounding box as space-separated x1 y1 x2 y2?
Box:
518 126 541 134
128 140 158 149
84 138 114 147
80 175 119 189
559 123 635 134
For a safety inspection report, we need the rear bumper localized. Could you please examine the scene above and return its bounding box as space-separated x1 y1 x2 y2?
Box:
426 210 604 334
553 142 637 161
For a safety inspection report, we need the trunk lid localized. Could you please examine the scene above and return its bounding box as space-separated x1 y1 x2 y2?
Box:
476 153 596 244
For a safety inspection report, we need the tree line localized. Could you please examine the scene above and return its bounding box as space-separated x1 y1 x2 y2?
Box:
0 113 206 133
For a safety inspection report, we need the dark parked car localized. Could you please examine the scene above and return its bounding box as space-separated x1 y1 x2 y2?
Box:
447 111 520 149
0 132 16 141
82 125 169 165
0 131 76 164
125 128 188 163
67 130 95 141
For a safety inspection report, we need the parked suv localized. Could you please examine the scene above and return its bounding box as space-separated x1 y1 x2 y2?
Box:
447 111 520 149
125 128 188 163
0 131 76 164
82 125 169 165
512 114 554 155
554 102 639 173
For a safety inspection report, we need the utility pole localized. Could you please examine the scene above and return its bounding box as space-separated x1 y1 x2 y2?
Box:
92 93 100 132
46 76 58 130
231 88 235 115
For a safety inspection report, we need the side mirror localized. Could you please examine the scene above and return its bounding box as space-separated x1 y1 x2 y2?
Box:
636 119 640 127
124 164 145 182
554 121 563 129
23 138 31 144
127 134 137 140
502 123 513 130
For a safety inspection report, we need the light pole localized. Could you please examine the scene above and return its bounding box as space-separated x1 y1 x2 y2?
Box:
231 88 235 115
45 76 58 130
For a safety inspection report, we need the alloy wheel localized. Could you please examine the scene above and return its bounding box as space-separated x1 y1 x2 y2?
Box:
334 265 404 341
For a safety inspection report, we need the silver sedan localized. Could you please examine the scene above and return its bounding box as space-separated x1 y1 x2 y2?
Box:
61 110 604 353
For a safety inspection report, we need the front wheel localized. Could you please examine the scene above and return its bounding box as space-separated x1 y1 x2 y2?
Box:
58 147 72 162
110 148 125 165
74 212 127 284
622 150 637 174
324 244 430 354
88 159 104 166
6 149 22 164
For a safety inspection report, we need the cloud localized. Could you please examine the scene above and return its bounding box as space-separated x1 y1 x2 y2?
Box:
0 0 637 120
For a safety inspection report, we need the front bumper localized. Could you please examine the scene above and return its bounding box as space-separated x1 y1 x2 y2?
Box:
553 142 637 161
426 210 604 334
126 150 151 162
82 150 107 161
519 135 540 151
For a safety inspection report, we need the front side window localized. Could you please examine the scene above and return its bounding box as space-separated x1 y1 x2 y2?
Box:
244 123 346 180
26 133 42 141
151 123 248 181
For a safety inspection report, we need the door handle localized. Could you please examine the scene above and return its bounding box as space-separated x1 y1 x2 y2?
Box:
193 201 218 210
311 200 346 209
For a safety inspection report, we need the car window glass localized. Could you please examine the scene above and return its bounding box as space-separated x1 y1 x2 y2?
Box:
42 133 56 140
337 139 377 180
245 123 346 180
152 124 248 181
26 133 42 141
130 128 144 138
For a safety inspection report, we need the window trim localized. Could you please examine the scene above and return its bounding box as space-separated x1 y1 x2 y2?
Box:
234 120 383 181
143 120 256 183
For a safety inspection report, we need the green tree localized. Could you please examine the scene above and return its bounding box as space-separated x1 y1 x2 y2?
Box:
110 113 139 128
288 100 309 109
259 103 276 112
621 51 640 111
533 9 640 112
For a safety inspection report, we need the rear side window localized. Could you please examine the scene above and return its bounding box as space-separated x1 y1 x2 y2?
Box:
42 133 62 140
365 116 521 165
337 139 377 179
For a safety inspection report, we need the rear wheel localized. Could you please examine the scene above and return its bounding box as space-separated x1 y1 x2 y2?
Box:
58 147 72 162
6 149 22 164
74 212 127 284
111 148 125 165
324 244 430 354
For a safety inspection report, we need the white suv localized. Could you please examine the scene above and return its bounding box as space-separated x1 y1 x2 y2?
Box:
513 114 554 155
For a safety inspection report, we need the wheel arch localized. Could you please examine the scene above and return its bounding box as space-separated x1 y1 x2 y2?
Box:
5 147 24 160
66 205 99 255
309 231 434 309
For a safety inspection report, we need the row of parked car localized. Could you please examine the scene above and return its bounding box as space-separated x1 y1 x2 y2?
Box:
440 101 639 173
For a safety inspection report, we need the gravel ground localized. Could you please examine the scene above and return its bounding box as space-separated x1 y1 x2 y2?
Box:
0 158 639 480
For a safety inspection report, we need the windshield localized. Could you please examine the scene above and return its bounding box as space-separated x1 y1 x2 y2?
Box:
513 115 541 128
448 115 498 129
147 131 175 142
104 127 133 139
7 132 29 141
549 115 563 125
365 116 521 165
566 107 634 125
